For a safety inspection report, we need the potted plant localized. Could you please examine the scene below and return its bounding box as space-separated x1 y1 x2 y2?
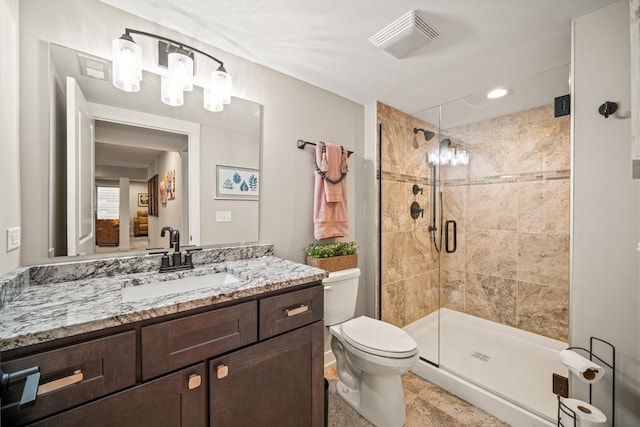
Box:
305 241 358 272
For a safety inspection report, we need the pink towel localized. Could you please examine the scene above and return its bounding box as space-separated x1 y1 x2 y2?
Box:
314 143 349 239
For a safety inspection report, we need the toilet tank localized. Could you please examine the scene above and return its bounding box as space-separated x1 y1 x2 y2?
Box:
323 268 361 326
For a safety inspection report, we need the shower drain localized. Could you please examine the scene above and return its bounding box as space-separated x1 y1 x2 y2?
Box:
471 351 491 362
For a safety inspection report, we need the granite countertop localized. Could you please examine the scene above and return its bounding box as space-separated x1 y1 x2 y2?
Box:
0 255 328 352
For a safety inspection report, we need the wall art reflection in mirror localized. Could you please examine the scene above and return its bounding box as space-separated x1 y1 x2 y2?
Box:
216 165 259 200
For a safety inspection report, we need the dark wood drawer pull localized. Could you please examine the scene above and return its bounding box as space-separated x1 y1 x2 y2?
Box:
285 304 309 317
37 370 83 396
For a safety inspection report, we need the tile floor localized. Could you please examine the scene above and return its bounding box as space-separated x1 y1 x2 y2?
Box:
325 366 509 426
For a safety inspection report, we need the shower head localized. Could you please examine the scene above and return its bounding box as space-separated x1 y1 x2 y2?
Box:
413 128 435 148
440 138 451 148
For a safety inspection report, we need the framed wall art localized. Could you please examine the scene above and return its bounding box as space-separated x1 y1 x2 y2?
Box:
148 174 159 216
216 165 259 200
138 193 149 207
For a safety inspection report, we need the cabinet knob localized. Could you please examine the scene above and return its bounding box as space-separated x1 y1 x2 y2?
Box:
216 364 229 379
188 374 201 390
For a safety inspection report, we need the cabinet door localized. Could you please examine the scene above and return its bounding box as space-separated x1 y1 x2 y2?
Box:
210 321 324 427
33 363 206 427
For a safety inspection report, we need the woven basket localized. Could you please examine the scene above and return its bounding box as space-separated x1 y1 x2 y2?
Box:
306 254 358 273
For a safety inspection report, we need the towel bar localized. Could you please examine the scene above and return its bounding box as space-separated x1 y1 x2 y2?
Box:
297 139 353 157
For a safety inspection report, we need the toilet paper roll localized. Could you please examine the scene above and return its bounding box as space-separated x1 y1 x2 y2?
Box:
559 349 605 384
558 398 607 427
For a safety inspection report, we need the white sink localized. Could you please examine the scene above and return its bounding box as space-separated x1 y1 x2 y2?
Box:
122 271 240 302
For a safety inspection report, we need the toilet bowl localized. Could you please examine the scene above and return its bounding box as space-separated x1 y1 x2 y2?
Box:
324 268 418 427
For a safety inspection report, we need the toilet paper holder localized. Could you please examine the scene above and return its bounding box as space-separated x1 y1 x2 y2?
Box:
557 336 616 427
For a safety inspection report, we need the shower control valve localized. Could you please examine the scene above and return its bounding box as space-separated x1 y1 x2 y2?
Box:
410 202 424 220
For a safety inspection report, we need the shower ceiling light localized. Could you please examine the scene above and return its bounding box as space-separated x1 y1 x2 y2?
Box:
112 28 232 112
486 88 510 99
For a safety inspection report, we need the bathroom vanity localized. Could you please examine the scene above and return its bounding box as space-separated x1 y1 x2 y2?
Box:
0 246 327 426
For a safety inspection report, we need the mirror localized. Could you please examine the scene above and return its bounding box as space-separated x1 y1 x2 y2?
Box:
48 44 262 258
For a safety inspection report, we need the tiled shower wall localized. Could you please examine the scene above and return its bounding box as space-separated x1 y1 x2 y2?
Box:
378 102 440 327
379 102 570 342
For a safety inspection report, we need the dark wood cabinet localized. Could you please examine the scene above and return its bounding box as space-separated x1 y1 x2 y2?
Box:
1 282 323 426
31 363 207 427
210 321 324 427
1 331 136 425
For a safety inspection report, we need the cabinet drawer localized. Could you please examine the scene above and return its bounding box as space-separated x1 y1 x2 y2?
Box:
141 301 257 380
32 363 206 427
1 331 135 426
259 285 323 340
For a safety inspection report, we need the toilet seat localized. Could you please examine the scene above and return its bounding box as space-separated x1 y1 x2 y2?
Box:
340 316 417 359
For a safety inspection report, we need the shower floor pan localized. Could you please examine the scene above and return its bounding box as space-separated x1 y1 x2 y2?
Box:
405 308 567 425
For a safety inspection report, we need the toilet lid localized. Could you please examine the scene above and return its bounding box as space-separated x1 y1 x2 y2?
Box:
340 316 417 358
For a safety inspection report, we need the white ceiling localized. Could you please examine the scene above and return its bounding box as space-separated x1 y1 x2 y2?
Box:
98 0 616 118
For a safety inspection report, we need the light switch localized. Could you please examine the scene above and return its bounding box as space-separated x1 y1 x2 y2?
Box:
216 211 232 222
7 227 20 251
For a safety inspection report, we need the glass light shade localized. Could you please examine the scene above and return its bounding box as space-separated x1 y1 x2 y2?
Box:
460 151 470 165
112 37 142 92
203 86 224 112
168 52 194 91
207 70 232 105
221 71 232 104
161 75 184 106
428 152 438 165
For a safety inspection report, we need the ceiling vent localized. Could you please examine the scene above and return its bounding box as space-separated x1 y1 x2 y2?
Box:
369 10 439 59
77 53 111 81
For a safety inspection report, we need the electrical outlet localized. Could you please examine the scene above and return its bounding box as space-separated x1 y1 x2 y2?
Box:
553 373 569 398
216 211 232 223
7 227 20 251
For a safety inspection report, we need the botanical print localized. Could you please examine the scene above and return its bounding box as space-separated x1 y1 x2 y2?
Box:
216 165 259 199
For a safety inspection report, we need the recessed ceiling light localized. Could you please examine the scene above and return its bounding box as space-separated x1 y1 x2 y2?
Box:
486 88 509 99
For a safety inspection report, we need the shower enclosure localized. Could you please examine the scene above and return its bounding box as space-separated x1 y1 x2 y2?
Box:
378 66 571 424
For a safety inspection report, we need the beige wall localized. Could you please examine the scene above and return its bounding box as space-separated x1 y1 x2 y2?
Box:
572 1 640 425
378 101 571 343
17 0 365 282
148 152 182 249
0 0 21 276
199 124 259 246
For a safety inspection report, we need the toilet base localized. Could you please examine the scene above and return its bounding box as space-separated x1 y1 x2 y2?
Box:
335 372 407 427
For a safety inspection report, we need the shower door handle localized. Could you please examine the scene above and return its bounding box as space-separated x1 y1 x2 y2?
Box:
445 220 457 253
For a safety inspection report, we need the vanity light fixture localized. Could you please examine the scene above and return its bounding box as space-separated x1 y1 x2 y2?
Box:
112 28 232 112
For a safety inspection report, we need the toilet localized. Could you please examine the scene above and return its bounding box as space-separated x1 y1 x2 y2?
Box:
324 268 418 427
